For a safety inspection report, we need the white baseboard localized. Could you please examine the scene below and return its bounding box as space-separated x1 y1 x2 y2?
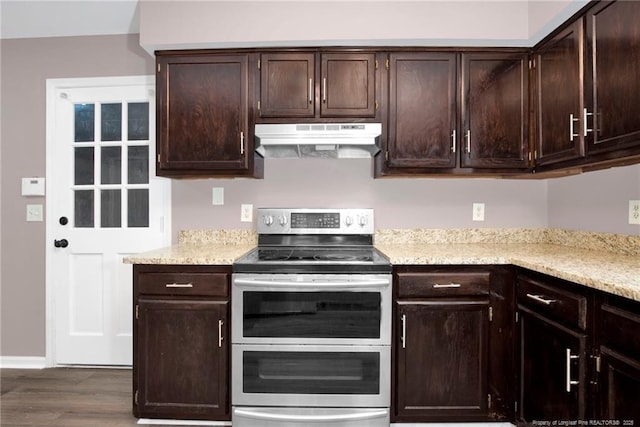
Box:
0 356 47 369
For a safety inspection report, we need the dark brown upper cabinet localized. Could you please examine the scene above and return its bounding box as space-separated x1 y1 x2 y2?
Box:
156 52 262 178
461 53 529 170
385 52 458 172
257 51 378 120
533 18 586 166
585 0 640 155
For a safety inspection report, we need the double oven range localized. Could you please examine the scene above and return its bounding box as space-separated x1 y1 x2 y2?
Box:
232 208 392 427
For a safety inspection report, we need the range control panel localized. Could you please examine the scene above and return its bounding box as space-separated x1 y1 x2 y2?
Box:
257 208 374 235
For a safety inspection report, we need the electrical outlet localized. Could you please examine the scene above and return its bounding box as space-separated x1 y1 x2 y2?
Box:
241 204 253 222
472 203 485 222
629 200 640 225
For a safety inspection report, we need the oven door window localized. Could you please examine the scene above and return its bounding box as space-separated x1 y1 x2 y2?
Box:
243 351 380 395
243 291 381 339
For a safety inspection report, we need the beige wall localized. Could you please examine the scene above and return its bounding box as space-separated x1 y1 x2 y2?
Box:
0 34 154 358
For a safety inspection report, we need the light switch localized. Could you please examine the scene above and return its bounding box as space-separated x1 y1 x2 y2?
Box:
22 177 45 196
26 204 43 222
212 187 224 205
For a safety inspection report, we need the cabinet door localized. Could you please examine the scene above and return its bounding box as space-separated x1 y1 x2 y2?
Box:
586 1 640 154
518 306 588 423
598 346 640 421
395 299 489 421
461 53 529 169
136 298 229 420
387 53 457 170
157 54 249 174
535 19 586 166
320 53 377 118
259 53 315 118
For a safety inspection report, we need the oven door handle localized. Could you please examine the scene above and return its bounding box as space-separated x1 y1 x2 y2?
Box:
234 408 388 422
234 278 389 289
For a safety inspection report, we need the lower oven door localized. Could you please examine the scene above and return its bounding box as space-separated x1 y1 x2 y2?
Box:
232 406 389 427
232 344 390 407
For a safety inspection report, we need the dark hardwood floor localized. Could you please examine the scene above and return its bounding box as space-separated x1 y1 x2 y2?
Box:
0 367 216 426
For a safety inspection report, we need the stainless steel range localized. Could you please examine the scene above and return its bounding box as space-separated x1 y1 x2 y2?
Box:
232 208 391 427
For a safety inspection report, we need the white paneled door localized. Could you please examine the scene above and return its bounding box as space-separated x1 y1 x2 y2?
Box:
47 77 171 366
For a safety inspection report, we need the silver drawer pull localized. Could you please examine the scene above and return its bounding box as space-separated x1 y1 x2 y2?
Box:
218 320 224 348
165 283 193 288
433 283 462 288
566 348 580 392
526 293 557 305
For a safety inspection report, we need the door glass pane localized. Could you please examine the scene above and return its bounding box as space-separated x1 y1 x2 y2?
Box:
242 291 381 339
128 189 149 228
101 103 122 141
243 351 380 394
74 147 94 185
128 102 149 140
101 189 121 228
74 190 94 227
127 146 149 184
74 104 94 142
101 146 121 184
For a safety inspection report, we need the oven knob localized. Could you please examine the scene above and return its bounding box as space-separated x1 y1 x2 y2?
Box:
358 215 368 227
263 215 274 226
344 215 353 226
278 215 288 226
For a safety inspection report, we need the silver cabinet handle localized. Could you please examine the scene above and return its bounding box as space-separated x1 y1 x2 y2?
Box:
234 408 388 422
308 78 313 104
218 319 224 348
240 131 245 155
451 130 456 153
526 293 557 305
583 108 593 136
165 283 193 288
322 78 327 103
566 348 579 392
433 283 462 288
465 130 471 153
570 113 580 141
401 314 407 349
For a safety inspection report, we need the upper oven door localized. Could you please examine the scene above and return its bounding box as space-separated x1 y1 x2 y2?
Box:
232 273 392 345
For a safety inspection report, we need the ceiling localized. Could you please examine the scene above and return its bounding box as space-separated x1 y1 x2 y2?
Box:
0 0 139 39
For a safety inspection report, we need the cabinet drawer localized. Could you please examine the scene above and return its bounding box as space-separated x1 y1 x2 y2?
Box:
517 276 587 330
137 272 229 297
397 272 490 297
600 299 640 357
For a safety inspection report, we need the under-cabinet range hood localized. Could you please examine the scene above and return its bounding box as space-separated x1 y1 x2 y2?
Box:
254 123 382 159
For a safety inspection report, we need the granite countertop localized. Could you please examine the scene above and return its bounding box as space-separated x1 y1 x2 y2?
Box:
124 228 640 302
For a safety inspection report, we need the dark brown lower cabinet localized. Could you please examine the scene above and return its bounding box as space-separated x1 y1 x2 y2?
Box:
133 265 230 421
597 296 640 422
518 305 589 421
393 266 513 422
396 299 489 420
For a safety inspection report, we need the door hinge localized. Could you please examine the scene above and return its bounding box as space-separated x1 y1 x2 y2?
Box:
257 59 261 70
515 400 518 415
375 60 378 70
515 311 519 323
385 59 390 70
375 101 379 110
489 306 493 322
257 100 261 111
528 151 532 162
135 304 139 320
488 393 492 409
528 58 536 69
595 354 601 373
134 390 138 405
157 153 161 164
385 150 389 161
157 63 160 73
534 150 538 160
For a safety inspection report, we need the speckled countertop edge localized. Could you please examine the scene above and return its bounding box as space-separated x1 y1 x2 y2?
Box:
124 228 640 302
